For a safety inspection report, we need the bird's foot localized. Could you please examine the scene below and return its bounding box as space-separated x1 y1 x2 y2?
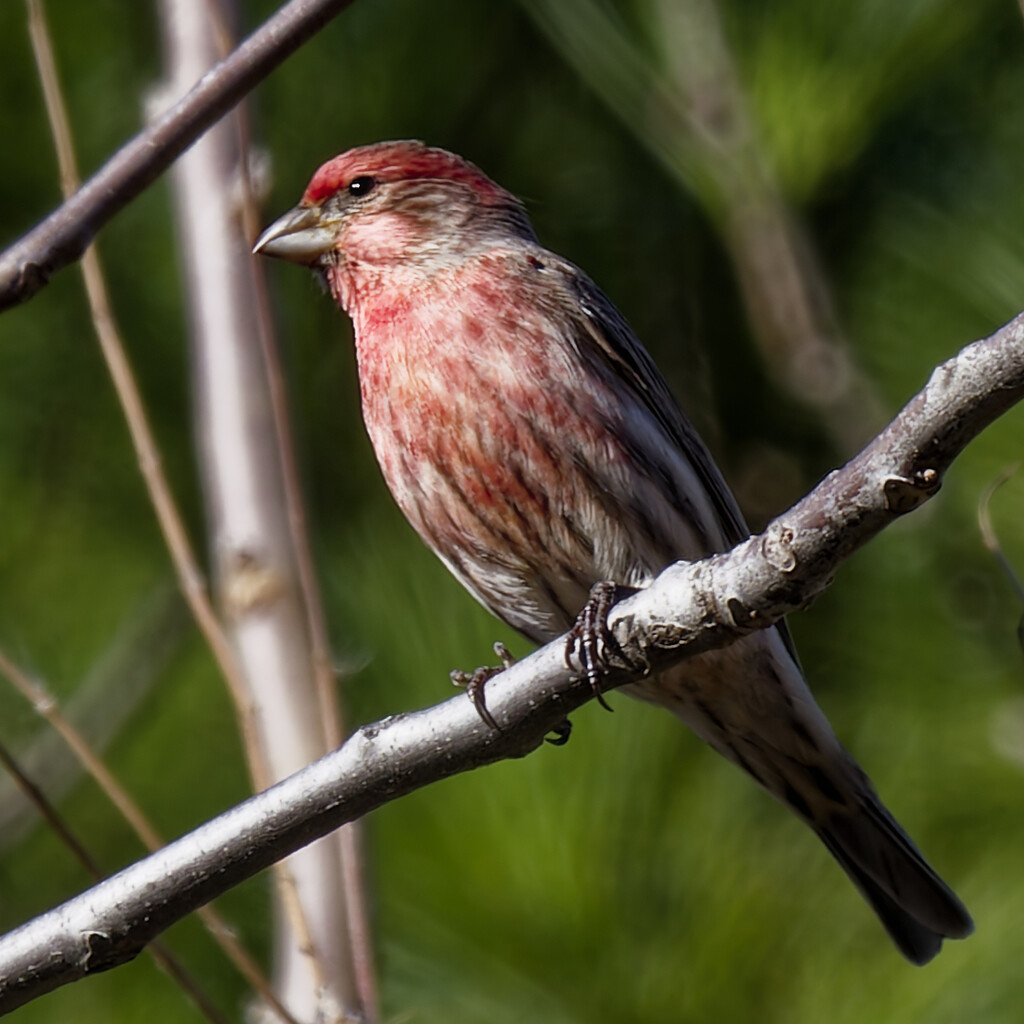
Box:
565 580 638 710
545 718 573 746
452 642 573 744
450 642 518 731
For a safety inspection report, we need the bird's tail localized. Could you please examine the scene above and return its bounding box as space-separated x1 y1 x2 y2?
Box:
811 788 973 964
632 632 973 963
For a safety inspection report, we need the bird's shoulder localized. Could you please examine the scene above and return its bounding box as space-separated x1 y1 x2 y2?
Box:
530 251 753 548
546 255 806 665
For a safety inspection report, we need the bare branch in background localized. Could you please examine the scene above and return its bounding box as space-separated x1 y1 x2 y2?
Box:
24 3 305 1020
26 0 379 1008
0 0 361 312
156 2 375 1020
25 0 264 771
0 590 184 846
221 6 379 1010
0 639 301 1024
0 741 232 1024
0 307 1021 1016
521 0 885 454
978 466 1024 657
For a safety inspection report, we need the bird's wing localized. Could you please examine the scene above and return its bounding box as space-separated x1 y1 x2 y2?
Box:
564 266 750 546
560 263 802 665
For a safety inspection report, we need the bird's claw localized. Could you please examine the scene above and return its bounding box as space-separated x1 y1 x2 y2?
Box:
565 580 638 710
545 718 573 746
451 665 502 730
453 643 573 744
493 641 517 669
451 642 518 730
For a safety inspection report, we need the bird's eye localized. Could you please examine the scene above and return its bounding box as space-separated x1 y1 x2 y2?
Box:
347 176 376 197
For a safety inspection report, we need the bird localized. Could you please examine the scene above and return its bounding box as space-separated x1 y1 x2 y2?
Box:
255 140 973 963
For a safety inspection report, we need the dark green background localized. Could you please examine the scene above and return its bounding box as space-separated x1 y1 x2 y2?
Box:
1 1 1022 1020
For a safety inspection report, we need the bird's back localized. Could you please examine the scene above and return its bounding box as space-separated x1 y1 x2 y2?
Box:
346 217 974 965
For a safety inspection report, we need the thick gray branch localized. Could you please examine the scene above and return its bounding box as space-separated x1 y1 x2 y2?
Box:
0 312 1021 1014
613 312 1024 663
0 0 357 312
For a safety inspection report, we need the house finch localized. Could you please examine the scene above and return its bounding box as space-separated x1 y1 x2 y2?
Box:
255 141 972 963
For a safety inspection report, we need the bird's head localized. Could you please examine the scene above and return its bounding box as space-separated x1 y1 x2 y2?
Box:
254 141 536 281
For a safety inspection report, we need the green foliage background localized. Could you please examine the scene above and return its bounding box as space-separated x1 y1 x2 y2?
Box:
1 0 1023 1021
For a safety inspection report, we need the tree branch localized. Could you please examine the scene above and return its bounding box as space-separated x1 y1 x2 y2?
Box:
0 0 359 313
612 312 1024 663
0 312 1021 1015
157 0 374 1016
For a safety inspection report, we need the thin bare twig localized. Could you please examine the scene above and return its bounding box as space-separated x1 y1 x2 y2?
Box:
978 466 1024 656
0 641 301 1024
30 0 273 757
0 589 184 847
0 741 232 1024
0 739 101 877
1 0 362 312
0 642 160 848
978 466 1024 602
26 4 298 1020
26 0 266 784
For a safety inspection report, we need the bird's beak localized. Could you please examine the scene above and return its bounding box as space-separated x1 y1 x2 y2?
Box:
253 204 337 265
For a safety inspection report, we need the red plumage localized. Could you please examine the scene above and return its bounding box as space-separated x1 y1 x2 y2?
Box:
256 141 973 963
